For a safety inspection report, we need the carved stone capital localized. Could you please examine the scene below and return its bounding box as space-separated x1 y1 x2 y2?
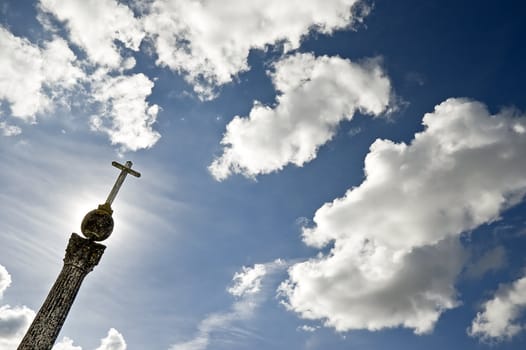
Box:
64 233 106 272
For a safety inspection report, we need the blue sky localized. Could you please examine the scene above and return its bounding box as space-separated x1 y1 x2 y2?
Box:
1 0 526 349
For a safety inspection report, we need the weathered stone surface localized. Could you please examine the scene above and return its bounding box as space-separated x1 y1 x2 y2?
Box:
17 233 105 350
81 206 114 241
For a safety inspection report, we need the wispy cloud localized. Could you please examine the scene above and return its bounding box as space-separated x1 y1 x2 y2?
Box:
0 122 22 136
170 259 287 350
464 246 507 280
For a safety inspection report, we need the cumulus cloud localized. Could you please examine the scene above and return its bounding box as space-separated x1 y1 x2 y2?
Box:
94 328 127 350
52 328 126 350
279 98 526 333
171 260 286 350
0 265 36 350
0 20 159 151
39 0 144 69
0 26 84 121
143 0 368 98
209 53 392 180
3 0 372 150
53 337 82 350
89 72 161 152
35 0 161 151
0 305 35 349
468 274 526 341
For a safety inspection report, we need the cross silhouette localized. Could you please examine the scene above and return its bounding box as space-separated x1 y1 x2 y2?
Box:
105 161 141 206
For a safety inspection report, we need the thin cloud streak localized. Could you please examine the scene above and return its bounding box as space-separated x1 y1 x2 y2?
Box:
170 260 287 350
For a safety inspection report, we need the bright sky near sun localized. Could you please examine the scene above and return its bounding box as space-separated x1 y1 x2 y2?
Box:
1 0 526 349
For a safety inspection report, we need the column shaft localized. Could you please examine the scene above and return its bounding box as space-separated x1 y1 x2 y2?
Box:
18 233 105 350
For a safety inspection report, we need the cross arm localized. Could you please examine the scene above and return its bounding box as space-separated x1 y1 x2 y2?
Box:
112 161 141 177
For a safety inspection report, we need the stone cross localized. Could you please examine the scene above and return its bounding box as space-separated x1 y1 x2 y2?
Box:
105 161 141 206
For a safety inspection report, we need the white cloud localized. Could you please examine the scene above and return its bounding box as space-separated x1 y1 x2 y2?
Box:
279 98 526 334
33 1 161 152
53 337 82 350
0 305 35 349
40 37 86 88
39 0 144 69
468 274 526 341
0 24 159 151
143 0 368 98
52 328 126 350
89 72 161 152
0 122 22 137
298 325 318 332
3 0 370 150
94 328 127 350
228 263 267 297
0 265 10 298
0 265 35 350
209 53 392 180
0 27 84 121
170 260 286 350
0 26 46 120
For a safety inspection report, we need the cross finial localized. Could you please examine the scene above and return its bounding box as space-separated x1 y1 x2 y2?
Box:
81 161 141 241
105 161 141 207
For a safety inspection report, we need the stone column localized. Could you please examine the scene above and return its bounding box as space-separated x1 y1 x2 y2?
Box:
18 233 105 350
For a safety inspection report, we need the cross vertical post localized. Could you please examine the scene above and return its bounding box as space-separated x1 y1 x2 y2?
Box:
105 161 141 207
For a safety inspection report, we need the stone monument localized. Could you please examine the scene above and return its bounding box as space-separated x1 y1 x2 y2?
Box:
18 161 140 350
